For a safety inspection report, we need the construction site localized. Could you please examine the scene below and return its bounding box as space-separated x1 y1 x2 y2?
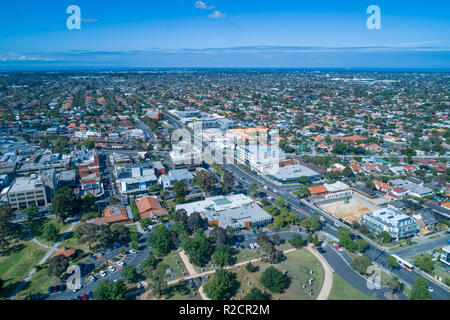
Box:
318 195 378 224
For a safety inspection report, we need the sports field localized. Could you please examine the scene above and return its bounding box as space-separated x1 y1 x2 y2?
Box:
320 197 374 223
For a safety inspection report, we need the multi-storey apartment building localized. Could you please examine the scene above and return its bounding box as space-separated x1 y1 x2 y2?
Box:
360 208 418 240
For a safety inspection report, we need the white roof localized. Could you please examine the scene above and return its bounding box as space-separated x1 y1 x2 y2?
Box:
324 181 349 192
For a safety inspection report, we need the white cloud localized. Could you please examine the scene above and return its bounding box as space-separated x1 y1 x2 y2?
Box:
208 10 227 19
0 52 54 62
195 1 215 10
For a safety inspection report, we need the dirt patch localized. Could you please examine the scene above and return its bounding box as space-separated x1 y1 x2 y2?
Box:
319 197 374 224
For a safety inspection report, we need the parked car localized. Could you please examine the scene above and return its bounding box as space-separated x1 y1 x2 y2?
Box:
129 249 137 254
88 275 96 282
253 243 260 248
72 286 80 293
108 266 116 272
334 222 341 228
100 270 107 277
427 286 434 293
116 261 125 267
249 243 255 250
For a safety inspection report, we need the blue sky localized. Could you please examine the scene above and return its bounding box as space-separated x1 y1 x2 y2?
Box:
0 0 449 69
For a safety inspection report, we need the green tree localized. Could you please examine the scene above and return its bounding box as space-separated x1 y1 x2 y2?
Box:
75 223 99 250
203 269 238 300
93 280 127 300
82 192 96 213
289 234 305 248
147 224 172 256
51 187 80 222
293 187 310 199
386 275 404 294
181 229 212 267
386 256 399 270
140 253 161 274
379 231 391 244
247 183 258 196
210 226 228 245
242 287 270 300
174 209 188 224
196 170 216 194
355 239 367 252
307 232 313 243
0 206 13 250
213 244 234 267
245 262 256 273
259 241 284 264
111 224 131 244
47 254 69 278
122 265 140 283
275 196 286 208
221 172 234 194
350 254 372 275
186 212 204 234
413 254 434 273
173 181 187 203
42 224 59 242
409 277 432 300
313 234 319 246
148 263 168 298
23 204 39 220
260 266 289 294
148 184 160 193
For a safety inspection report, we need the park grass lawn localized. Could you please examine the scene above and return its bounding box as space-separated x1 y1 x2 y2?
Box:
235 249 260 264
165 282 202 300
23 217 71 246
162 251 187 279
0 240 49 298
329 274 377 300
432 265 450 282
232 248 324 300
14 266 57 300
275 241 294 252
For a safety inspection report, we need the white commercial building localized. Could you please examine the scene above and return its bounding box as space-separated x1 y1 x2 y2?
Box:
176 194 272 230
7 175 48 210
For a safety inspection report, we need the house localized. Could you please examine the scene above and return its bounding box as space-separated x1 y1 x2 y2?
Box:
413 209 438 232
372 180 393 193
135 196 168 220
87 205 133 226
55 247 78 259
308 181 352 201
